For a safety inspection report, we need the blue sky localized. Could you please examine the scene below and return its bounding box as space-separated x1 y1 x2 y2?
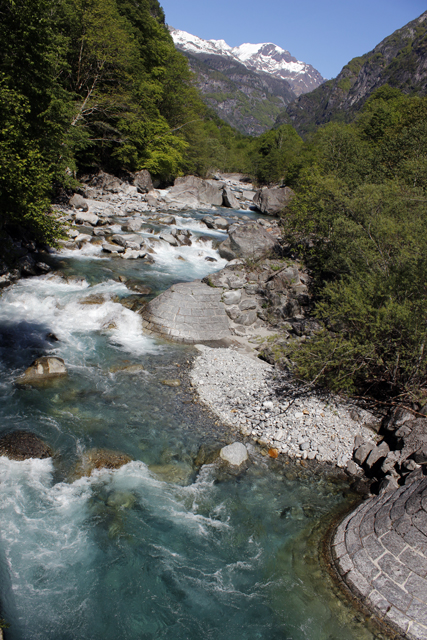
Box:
160 0 426 78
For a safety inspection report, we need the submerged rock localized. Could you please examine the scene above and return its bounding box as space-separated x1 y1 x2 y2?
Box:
149 462 193 485
79 293 106 305
220 442 249 466
160 379 181 387
74 448 132 478
16 356 67 386
109 363 145 374
106 491 136 509
0 430 53 460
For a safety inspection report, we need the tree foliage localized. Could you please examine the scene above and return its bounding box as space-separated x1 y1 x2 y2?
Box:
280 88 427 401
0 0 254 246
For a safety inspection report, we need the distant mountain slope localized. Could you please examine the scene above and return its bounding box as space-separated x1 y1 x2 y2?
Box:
171 28 324 95
278 11 427 136
169 28 324 135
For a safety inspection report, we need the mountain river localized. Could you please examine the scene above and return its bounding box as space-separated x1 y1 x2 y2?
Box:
0 208 383 639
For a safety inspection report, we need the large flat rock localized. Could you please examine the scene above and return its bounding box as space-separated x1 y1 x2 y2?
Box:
141 281 232 343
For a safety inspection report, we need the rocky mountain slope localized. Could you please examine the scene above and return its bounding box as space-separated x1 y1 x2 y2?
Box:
278 10 427 137
170 28 324 135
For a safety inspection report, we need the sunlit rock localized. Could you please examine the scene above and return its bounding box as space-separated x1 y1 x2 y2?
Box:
16 356 67 386
220 442 248 466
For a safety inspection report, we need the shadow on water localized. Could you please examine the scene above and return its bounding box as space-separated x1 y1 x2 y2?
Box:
0 320 59 371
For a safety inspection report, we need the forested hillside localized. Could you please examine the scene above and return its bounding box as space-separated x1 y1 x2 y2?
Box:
0 0 251 245
277 10 427 137
271 87 427 402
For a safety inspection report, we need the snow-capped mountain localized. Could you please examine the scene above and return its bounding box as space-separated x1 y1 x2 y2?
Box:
170 28 324 96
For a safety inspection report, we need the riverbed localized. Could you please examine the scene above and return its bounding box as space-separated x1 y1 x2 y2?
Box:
0 207 383 639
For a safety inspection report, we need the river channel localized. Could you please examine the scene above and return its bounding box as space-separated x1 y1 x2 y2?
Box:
0 208 382 639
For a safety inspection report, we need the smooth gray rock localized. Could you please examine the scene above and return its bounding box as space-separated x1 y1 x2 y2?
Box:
235 311 257 326
220 442 248 466
239 299 257 310
163 175 224 209
157 215 176 225
202 216 215 229
121 219 142 232
141 281 232 343
70 194 89 211
354 442 375 466
346 460 362 476
253 186 294 215
214 216 229 230
75 211 98 226
218 223 279 261
111 235 127 247
222 290 241 305
102 243 125 254
222 187 240 209
159 233 179 247
365 441 390 470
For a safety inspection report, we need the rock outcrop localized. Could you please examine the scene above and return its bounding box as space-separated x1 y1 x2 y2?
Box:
218 222 280 260
0 431 53 460
16 357 67 386
141 281 232 343
281 11 427 137
253 186 294 215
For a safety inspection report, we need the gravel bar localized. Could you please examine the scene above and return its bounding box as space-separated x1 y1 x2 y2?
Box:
190 345 377 468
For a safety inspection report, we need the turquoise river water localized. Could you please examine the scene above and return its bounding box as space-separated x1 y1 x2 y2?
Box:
0 208 383 639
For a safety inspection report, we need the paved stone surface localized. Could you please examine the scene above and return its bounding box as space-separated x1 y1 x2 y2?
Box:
332 477 427 639
141 281 232 343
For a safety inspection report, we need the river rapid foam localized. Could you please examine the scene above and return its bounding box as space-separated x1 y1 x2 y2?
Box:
0 206 380 640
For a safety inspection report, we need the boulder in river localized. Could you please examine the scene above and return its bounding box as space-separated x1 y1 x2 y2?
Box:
69 193 88 211
149 462 193 485
220 442 249 466
162 175 224 209
134 169 154 193
141 281 232 343
74 448 133 478
16 357 67 386
0 430 53 460
75 211 99 226
161 379 181 387
253 186 294 215
222 187 240 209
218 223 279 261
121 219 142 232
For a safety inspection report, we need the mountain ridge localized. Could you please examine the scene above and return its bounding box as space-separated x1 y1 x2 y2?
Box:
278 10 427 136
169 27 324 135
170 28 324 96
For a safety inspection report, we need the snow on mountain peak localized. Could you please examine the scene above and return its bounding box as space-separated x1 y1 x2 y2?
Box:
169 27 324 95
169 28 234 57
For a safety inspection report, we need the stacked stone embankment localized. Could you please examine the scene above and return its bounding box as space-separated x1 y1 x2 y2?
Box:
332 477 427 640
